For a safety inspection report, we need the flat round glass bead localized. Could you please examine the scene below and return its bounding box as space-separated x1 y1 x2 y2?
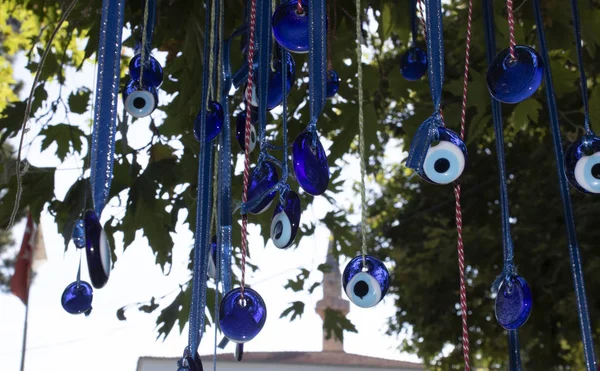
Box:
129 54 164 88
326 70 340 98
419 126 468 185
292 131 329 196
247 161 279 214
342 255 389 308
178 353 203 371
400 46 427 81
235 111 258 153
61 281 93 315
270 190 301 249
495 275 532 330
84 210 111 289
272 0 309 53
486 45 543 104
246 52 295 110
219 287 267 343
71 219 85 249
564 135 600 194
195 101 224 142
122 79 159 118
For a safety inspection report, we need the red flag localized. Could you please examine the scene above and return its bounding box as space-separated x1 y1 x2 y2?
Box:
10 213 36 305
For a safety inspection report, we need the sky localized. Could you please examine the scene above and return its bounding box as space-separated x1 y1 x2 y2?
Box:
0 25 421 371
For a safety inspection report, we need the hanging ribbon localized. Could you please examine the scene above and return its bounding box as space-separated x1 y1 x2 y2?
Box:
569 0 593 135
532 0 598 369
90 0 126 216
307 0 327 134
410 0 418 45
139 0 157 86
255 0 273 149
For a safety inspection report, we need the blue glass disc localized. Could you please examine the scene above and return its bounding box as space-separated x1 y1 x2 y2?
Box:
195 101 224 142
495 275 532 330
342 255 389 308
61 281 93 315
564 135 600 194
246 52 295 110
486 45 543 104
122 79 159 118
72 219 85 249
270 190 301 249
129 54 163 88
326 70 340 98
247 161 279 214
84 210 111 289
178 353 203 371
292 131 329 196
418 127 468 185
400 46 427 81
272 0 309 53
219 287 267 343
235 111 258 153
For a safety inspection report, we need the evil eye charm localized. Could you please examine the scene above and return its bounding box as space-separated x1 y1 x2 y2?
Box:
71 219 85 249
123 79 158 118
194 101 224 142
219 287 267 343
326 70 340 98
495 275 532 330
564 135 600 194
129 54 164 88
207 236 218 280
84 210 111 289
246 52 296 110
421 127 467 185
487 45 543 104
292 131 330 196
177 353 204 371
247 161 279 214
400 46 427 81
342 255 390 308
61 281 93 315
270 191 301 249
236 112 258 153
272 0 309 53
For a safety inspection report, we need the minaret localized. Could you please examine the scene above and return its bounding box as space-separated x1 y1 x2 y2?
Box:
315 235 350 352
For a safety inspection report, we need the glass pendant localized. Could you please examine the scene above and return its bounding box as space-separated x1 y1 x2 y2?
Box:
342 255 389 308
219 287 267 343
236 111 258 153
84 210 111 289
272 0 309 53
72 219 85 249
270 191 301 249
565 135 600 194
177 353 203 371
486 45 543 104
61 281 93 315
418 126 467 185
400 46 427 81
246 52 296 110
195 101 224 142
326 70 340 98
123 79 158 118
292 131 329 196
129 54 164 88
247 161 279 214
495 275 532 330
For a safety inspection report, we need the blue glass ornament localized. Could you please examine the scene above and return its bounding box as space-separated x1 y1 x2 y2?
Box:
178 353 203 371
207 235 218 280
418 127 467 185
270 191 301 249
129 54 163 88
326 70 340 98
61 281 93 315
565 135 600 194
72 219 85 249
272 0 309 53
246 52 296 110
236 111 258 153
84 210 111 289
486 45 543 104
195 101 224 142
292 131 329 196
235 343 244 362
247 161 279 214
123 79 158 118
400 46 427 81
342 255 389 308
219 287 267 343
495 275 532 330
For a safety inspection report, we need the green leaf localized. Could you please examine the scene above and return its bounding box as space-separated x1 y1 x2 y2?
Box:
511 99 542 130
323 308 357 343
139 297 160 313
279 301 305 321
39 124 84 161
68 87 91 114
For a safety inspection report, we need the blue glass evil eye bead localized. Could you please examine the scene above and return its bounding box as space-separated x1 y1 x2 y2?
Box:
326 70 340 98
236 112 258 153
342 255 389 308
495 275 532 330
270 191 301 249
486 45 543 104
246 52 296 110
195 101 224 142
129 54 163 88
123 79 158 118
61 281 93 315
84 210 111 289
71 219 85 249
400 46 427 81
292 131 329 196
272 0 309 53
247 161 279 214
565 135 600 194
420 127 467 185
177 353 203 371
219 287 267 343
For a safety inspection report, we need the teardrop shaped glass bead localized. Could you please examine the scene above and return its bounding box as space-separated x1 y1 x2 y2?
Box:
122 79 159 118
564 135 600 194
400 46 427 81
486 45 543 104
61 281 93 315
195 101 224 142
236 111 258 153
246 52 296 110
84 210 111 289
219 287 267 343
342 255 390 308
247 161 279 214
495 275 532 330
272 0 309 53
129 54 164 88
270 190 301 249
326 70 340 98
72 219 85 249
292 131 329 196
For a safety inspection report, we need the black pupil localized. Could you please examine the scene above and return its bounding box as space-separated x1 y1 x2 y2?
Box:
592 164 600 179
133 97 146 109
274 221 283 239
353 280 370 299
434 158 450 173
251 131 256 143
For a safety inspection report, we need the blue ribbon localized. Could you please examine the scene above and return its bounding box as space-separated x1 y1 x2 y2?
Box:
255 0 272 149
410 0 418 45
308 0 327 127
142 0 157 59
91 0 126 216
569 0 593 135
532 0 598 369
405 112 443 171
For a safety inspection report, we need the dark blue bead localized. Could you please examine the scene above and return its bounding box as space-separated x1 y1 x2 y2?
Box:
342 255 389 308
247 52 296 110
326 70 340 98
292 131 329 195
84 210 111 289
418 126 468 185
61 281 93 315
495 275 532 330
195 101 224 142
72 219 85 249
565 135 600 194
235 111 258 153
235 343 244 362
122 79 158 118
272 0 310 53
219 287 267 343
400 46 427 81
129 54 163 88
178 353 203 371
487 45 543 104
247 161 279 214
270 191 301 249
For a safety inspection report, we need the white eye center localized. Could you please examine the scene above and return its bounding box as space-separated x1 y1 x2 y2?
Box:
125 89 156 118
270 211 293 249
345 271 382 308
246 85 259 107
574 151 600 193
423 140 466 184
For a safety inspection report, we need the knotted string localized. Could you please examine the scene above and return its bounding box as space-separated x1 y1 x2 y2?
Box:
139 0 156 88
569 0 593 135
